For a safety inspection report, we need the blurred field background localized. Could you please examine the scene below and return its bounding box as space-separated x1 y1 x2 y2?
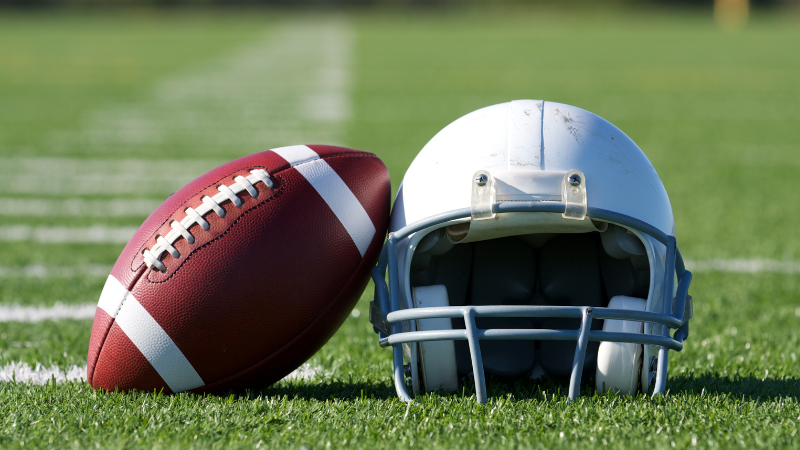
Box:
1 1 800 449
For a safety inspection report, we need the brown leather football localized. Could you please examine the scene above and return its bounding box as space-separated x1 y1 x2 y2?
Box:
87 145 390 393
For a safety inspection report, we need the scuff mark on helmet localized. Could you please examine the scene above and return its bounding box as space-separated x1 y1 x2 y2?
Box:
561 113 585 144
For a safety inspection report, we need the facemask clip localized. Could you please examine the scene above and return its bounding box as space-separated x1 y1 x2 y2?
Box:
562 170 587 220
471 170 496 220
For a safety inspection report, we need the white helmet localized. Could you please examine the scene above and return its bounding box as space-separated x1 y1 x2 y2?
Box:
370 100 693 403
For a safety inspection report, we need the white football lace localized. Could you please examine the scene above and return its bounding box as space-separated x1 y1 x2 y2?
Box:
142 169 273 272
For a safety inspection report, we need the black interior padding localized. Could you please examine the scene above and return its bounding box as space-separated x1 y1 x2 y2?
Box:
538 234 604 308
599 250 649 299
476 317 537 377
410 231 650 381
434 244 473 307
470 237 536 306
537 234 605 378
538 317 602 379
409 254 438 287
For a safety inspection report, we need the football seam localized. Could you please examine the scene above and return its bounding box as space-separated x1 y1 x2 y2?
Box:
142 153 380 284
129 152 378 274
142 173 287 284
129 164 273 273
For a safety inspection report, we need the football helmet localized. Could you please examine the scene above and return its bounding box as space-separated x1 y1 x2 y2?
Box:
369 100 693 403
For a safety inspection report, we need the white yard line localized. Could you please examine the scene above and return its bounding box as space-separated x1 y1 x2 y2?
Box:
3 198 160 218
0 361 323 385
0 303 97 322
0 264 110 278
685 259 800 274
0 226 136 244
283 363 326 382
0 362 86 385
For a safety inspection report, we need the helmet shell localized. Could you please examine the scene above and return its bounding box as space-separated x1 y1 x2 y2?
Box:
391 100 675 237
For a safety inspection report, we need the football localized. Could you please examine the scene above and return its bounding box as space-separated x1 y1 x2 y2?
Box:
87 145 391 394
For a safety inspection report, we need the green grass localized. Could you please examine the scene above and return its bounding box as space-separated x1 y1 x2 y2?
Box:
0 276 108 307
1 7 799 449
0 12 275 153
0 321 91 367
2 382 798 449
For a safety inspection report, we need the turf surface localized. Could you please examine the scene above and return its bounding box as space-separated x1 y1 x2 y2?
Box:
1 7 799 449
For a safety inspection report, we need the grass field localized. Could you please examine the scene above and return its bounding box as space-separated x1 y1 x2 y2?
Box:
1 7 800 449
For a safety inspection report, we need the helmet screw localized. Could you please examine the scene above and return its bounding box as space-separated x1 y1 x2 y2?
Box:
475 174 488 186
569 174 582 186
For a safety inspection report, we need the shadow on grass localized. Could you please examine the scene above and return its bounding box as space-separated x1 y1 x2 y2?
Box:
238 375 575 402
479 373 800 402
668 374 800 401
234 380 399 401
488 374 800 402
217 374 799 403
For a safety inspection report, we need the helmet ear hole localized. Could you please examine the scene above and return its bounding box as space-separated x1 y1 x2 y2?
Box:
412 285 458 393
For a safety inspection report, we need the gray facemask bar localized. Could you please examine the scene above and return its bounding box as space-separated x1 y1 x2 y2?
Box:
370 201 692 404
